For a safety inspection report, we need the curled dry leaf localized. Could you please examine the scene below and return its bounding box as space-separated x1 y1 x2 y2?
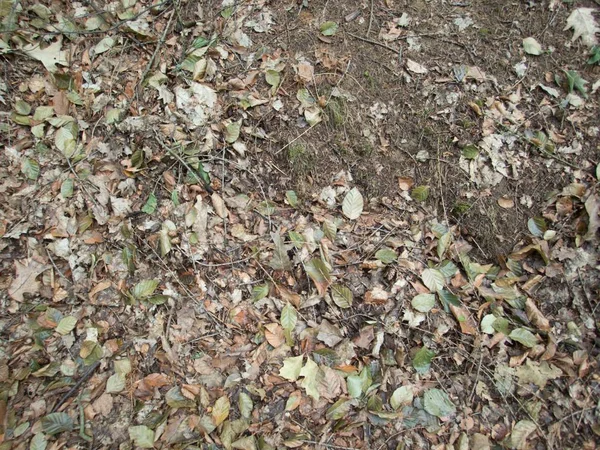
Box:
497 196 515 209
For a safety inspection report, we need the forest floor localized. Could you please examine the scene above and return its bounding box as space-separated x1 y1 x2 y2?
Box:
1 0 599 449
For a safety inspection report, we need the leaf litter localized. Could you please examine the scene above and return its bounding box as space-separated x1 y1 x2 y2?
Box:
0 1 599 450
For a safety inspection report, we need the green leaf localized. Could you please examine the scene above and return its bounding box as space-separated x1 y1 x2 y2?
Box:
480 314 497 334
331 284 353 309
30 433 48 450
320 21 339 36
280 303 297 332
411 185 430 201
128 425 155 448
55 316 77 335
438 260 458 278
527 217 546 237
225 119 242 143
106 373 126 393
265 70 280 90
33 105 54 121
55 127 76 158
347 367 371 399
165 386 196 408
238 391 253 418
289 231 305 248
299 357 323 400
564 70 588 98
492 317 510 335
256 200 276 216
60 178 74 198
94 36 115 54
106 108 124 124
390 385 414 410
423 388 456 418
14 421 29 437
509 328 539 348
438 289 460 307
141 193 157 214
252 284 269 302
413 346 435 374
347 374 363 398
375 248 397 264
279 355 304 381
322 219 337 241
437 232 452 259
326 398 353 420
522 37 542 55
411 293 436 313
286 190 298 207
15 99 31 115
21 158 40 180
588 46 600 65
212 395 230 426
461 144 479 159
191 36 210 49
131 149 144 168
132 279 159 299
509 420 537 449
171 190 179 206
66 91 83 105
342 187 363 220
421 268 445 293
305 258 331 296
41 412 73 435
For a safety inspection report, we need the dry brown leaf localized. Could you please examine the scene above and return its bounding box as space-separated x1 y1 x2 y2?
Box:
92 393 114 417
525 298 550 331
8 258 47 302
277 284 301 308
297 61 314 83
449 304 477 335
398 176 414 191
353 326 374 349
497 196 515 209
211 193 229 219
264 323 285 348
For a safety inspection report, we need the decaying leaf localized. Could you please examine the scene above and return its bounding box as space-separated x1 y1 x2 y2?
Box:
304 258 331 295
8 259 47 302
564 8 599 47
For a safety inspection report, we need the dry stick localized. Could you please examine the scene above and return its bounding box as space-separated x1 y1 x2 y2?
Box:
299 441 360 450
367 0 375 36
53 361 101 412
412 326 550 447
132 228 228 330
153 129 213 194
347 32 400 55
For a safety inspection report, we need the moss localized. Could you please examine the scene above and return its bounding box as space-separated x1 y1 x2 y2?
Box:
326 98 346 127
354 141 374 157
287 143 314 174
452 201 472 216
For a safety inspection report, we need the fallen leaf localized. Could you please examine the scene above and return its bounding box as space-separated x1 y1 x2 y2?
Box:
8 259 47 302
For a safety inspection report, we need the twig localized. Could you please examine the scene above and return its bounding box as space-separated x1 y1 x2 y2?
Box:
367 0 374 36
274 123 319 156
299 441 360 450
153 129 214 194
348 32 400 55
53 361 101 412
6 0 171 37
130 5 176 107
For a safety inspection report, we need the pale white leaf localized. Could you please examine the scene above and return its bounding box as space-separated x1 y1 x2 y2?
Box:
564 8 599 47
342 187 364 220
